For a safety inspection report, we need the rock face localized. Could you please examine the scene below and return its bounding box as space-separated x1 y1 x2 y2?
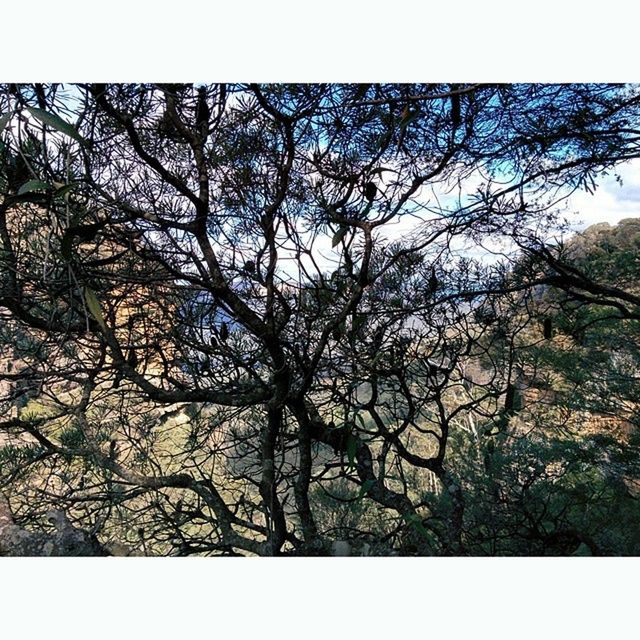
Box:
570 218 640 269
0 493 110 556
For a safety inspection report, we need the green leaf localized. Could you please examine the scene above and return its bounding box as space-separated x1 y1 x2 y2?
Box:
0 112 12 135
356 479 375 499
332 226 348 248
60 232 74 262
54 182 80 201
402 512 429 539
346 433 358 469
572 543 592 556
17 180 50 195
27 107 86 145
84 287 107 332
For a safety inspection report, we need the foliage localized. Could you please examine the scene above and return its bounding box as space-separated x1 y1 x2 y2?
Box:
0 83 639 555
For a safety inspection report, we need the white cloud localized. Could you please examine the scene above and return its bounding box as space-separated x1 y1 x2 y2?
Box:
565 159 640 230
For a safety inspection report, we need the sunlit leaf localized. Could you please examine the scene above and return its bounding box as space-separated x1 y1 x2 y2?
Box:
54 182 81 201
84 287 107 332
27 106 86 145
17 180 50 195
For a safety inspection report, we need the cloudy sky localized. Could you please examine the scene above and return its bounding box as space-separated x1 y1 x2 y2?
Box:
565 158 640 230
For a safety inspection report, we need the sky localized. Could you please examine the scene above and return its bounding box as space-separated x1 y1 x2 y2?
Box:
565 157 640 229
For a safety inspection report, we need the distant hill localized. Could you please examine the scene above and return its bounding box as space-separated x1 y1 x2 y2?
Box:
565 217 640 290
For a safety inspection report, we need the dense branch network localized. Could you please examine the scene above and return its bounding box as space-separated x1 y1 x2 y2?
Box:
0 83 639 555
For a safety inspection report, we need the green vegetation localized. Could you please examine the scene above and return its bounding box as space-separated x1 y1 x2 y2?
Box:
1 84 640 555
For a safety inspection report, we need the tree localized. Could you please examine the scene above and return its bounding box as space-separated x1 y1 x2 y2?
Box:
0 83 639 555
444 218 640 555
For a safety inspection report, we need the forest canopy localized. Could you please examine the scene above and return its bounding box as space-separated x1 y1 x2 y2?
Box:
0 83 639 556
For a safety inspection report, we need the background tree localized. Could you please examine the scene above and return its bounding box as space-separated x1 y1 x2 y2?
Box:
444 219 640 555
0 83 639 555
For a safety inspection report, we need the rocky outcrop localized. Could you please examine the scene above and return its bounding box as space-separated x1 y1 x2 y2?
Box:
0 493 110 556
